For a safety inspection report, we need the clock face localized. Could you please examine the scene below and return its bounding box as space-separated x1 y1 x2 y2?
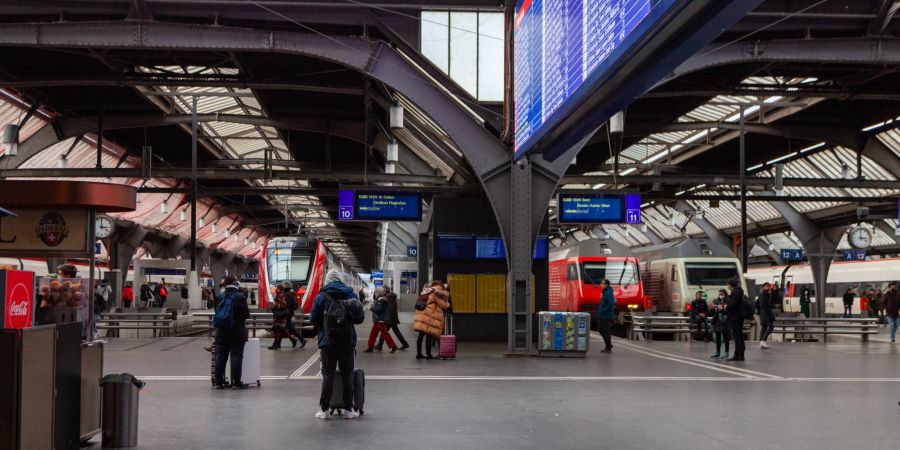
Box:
95 216 115 239
848 227 872 249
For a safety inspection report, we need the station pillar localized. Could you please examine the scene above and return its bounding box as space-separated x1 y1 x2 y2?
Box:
507 159 534 354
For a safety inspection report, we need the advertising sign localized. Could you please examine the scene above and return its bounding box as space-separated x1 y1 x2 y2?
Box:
1 270 35 329
0 208 91 257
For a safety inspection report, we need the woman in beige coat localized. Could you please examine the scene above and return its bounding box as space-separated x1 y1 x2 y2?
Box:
413 281 450 359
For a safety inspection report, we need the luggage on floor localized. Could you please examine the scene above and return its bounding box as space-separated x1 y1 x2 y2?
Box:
210 344 217 387
215 338 262 387
438 315 456 360
330 368 366 415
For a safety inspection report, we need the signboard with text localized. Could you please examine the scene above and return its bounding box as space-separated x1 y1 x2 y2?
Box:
843 249 866 261
780 249 805 262
0 208 91 257
407 246 418 257
557 192 641 224
1 270 35 329
338 190 422 222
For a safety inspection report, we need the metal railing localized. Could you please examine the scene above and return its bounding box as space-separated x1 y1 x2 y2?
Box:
773 317 879 343
98 312 176 337
191 311 311 337
629 315 754 341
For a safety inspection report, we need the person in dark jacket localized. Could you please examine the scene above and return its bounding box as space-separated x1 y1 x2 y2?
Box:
843 288 855 318
724 279 746 361
310 270 364 419
139 283 154 310
375 286 410 351
213 276 251 389
799 288 812 318
282 281 307 348
884 284 899 343
710 289 731 359
597 279 615 353
268 288 297 350
364 287 398 353
690 291 710 342
756 282 775 350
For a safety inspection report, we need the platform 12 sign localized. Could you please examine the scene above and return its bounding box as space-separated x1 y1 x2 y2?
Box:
1 270 35 329
843 249 866 261
780 248 805 262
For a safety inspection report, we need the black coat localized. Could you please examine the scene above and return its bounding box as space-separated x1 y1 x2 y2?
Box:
214 287 250 345
843 292 854 306
725 287 745 325
385 293 400 325
755 291 774 321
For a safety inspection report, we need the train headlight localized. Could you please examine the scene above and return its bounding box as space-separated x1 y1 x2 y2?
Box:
627 304 638 310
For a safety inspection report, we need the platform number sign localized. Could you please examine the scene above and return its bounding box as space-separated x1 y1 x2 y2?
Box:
407 246 417 257
780 248 805 262
338 190 355 221
843 249 866 261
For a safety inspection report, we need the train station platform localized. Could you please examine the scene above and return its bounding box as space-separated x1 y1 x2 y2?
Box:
90 318 900 450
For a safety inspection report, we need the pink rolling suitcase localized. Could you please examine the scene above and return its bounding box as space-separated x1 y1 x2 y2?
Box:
438 315 456 360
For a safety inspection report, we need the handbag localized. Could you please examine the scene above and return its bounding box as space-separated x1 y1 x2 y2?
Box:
414 294 428 311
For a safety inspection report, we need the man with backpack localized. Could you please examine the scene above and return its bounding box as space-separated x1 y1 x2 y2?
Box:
212 276 251 389
282 281 307 348
724 279 748 361
155 279 169 308
93 280 112 339
310 269 364 419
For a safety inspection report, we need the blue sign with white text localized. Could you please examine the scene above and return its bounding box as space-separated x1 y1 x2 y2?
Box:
338 190 422 221
843 249 866 261
558 192 641 224
407 246 418 257
780 249 805 262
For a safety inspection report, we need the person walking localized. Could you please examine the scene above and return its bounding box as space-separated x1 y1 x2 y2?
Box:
598 279 616 353
724 279 746 361
800 288 812 318
282 281 307 348
873 288 885 325
93 280 112 339
884 284 899 343
122 283 134 308
139 283 154 310
180 284 191 315
310 270 365 419
156 279 169 308
842 288 855 318
690 291 710 342
268 289 297 350
413 281 450 360
212 276 251 389
364 287 398 353
375 286 410 351
710 289 731 359
756 282 775 350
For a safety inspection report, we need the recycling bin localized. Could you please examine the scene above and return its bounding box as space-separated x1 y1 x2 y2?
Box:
100 373 146 448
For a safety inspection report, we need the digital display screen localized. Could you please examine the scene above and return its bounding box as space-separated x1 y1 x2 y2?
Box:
338 190 422 221
514 0 676 154
476 238 506 259
436 235 476 260
441 235 548 260
558 192 641 224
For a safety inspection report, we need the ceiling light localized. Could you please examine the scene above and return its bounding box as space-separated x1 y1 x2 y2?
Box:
160 200 168 214
2 124 18 156
244 238 249 245
225 228 231 238
390 102 404 129
58 154 67 168
180 210 187 221
199 217 206 228
212 223 217 233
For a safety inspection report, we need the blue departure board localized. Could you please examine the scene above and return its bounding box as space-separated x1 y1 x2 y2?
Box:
476 238 506 259
558 192 641 224
441 235 548 260
338 190 422 221
436 235 476 260
514 0 677 154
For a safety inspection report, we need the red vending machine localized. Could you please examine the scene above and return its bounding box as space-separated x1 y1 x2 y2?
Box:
0 269 35 329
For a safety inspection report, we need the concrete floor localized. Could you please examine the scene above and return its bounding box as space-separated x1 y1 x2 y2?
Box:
90 316 900 450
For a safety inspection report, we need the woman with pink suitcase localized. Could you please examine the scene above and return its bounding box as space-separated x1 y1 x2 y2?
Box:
413 281 450 360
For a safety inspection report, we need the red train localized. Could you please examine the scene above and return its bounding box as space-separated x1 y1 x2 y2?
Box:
548 239 650 320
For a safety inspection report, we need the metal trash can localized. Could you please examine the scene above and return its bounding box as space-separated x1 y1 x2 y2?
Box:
100 373 146 448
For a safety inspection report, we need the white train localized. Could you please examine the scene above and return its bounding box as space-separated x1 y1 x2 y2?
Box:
746 259 900 315
634 239 748 313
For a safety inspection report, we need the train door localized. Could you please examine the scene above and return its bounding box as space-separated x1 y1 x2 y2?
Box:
657 262 675 312
565 262 578 311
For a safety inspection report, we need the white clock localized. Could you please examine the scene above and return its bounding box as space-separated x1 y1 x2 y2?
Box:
95 215 116 239
847 227 872 249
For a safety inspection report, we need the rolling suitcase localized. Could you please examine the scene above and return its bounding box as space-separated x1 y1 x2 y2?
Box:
330 368 366 415
214 338 262 387
438 315 456 360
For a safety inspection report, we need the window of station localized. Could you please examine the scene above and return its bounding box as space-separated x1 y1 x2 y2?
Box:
421 11 504 102
582 261 639 287
684 263 739 287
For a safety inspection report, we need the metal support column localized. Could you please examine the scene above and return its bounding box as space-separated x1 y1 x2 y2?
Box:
739 107 748 272
190 96 198 278
508 159 533 354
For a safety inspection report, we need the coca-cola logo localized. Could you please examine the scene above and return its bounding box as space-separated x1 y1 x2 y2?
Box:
4 273 34 329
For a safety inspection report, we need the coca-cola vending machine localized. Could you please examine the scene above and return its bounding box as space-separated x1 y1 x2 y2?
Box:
0 269 35 329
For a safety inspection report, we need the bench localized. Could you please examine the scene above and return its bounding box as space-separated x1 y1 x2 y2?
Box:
629 315 754 341
192 311 311 337
98 312 176 337
772 317 879 343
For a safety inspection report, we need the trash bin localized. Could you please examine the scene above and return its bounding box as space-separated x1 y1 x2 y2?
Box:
100 373 146 448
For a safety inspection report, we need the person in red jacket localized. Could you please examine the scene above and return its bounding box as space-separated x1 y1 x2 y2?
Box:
122 283 134 308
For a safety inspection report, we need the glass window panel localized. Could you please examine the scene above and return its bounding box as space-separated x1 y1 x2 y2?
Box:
421 11 450 74
450 12 479 97
477 13 505 102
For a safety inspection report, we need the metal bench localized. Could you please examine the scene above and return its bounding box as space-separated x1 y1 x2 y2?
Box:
192 311 311 337
629 315 754 341
772 317 879 343
98 312 176 337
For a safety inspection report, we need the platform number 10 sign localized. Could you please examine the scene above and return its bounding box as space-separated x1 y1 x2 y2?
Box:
407 246 418 257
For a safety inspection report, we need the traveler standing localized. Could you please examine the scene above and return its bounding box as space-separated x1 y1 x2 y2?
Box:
180 284 190 315
710 289 731 359
883 284 899 343
57 264 77 278
724 279 746 361
282 281 307 348
157 279 169 308
122 283 134 308
212 276 251 389
364 287 398 353
310 270 364 419
269 289 297 350
873 288 885 325
414 281 450 360
800 288 812 318
690 291 710 342
771 282 783 312
842 288 854 318
94 280 112 338
375 286 410 351
756 282 775 350
139 283 154 310
598 279 615 353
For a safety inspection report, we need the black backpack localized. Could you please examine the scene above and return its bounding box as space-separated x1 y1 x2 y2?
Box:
93 292 107 313
323 293 354 345
741 295 755 320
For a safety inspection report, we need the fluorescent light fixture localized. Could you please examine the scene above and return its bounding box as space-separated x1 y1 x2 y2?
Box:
862 121 887 132
160 200 168 214
591 183 606 190
225 228 231 238
199 217 205 228
58 154 67 168
180 210 187 221
620 168 637 175
766 152 798 165
799 142 826 154
747 163 764 171
212 223 217 233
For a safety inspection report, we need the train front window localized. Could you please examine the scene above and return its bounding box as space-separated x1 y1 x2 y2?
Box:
685 263 739 286
582 261 639 287
267 249 313 285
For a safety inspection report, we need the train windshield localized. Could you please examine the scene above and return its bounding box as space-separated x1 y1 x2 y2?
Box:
582 261 639 286
685 262 739 286
267 248 313 285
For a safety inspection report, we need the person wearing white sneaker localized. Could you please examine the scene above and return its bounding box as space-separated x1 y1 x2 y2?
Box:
756 283 775 351
315 410 329 420
342 410 360 419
